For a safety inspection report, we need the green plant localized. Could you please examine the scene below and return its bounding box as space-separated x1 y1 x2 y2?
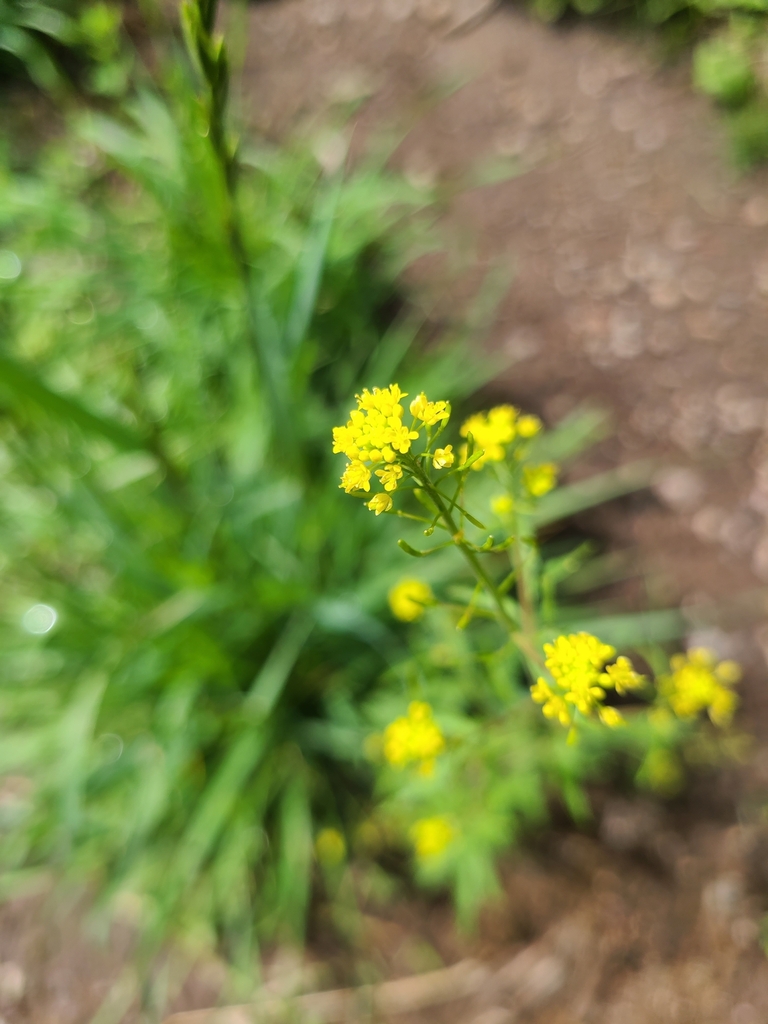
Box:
0 0 129 96
0 0 495 977
332 387 742 924
693 30 756 103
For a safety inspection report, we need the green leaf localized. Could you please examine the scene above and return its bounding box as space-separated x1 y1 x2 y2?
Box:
0 353 148 451
284 170 344 355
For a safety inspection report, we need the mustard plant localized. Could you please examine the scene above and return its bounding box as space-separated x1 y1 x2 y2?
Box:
334 386 742 921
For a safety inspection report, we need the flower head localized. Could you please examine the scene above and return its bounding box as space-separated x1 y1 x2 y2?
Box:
600 656 645 696
367 492 393 515
460 405 518 469
383 700 445 770
315 828 346 866
658 648 740 726
432 446 454 470
491 494 514 517
376 463 403 492
332 385 419 463
389 579 433 621
410 816 455 860
517 414 542 438
340 460 371 493
523 463 558 498
530 678 570 726
410 393 451 426
544 632 616 691
532 633 641 735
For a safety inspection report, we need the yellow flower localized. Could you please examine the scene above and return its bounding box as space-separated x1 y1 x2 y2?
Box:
517 414 542 438
410 816 455 860
600 656 645 696
460 405 518 468
532 633 641 735
530 678 571 726
383 700 445 769
544 633 616 691
410 393 451 426
432 445 454 469
331 384 420 466
367 492 393 515
491 494 514 517
598 706 624 727
376 463 403 492
315 828 346 866
389 578 433 621
657 648 740 726
523 463 558 497
340 460 371 493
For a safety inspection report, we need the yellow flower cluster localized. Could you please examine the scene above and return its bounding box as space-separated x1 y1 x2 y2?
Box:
658 648 740 726
409 816 455 860
531 632 645 736
333 385 453 515
409 393 451 427
389 579 433 622
383 701 445 774
459 406 542 469
523 462 558 498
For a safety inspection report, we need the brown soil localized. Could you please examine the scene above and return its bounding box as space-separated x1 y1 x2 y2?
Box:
7 2 768 1022
245 1 768 1020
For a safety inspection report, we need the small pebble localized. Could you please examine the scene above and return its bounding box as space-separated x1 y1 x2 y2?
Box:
731 1003 760 1024
653 467 705 512
741 195 768 228
701 873 743 922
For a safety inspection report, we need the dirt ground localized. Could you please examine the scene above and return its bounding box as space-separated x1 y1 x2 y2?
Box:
6 2 768 1022
244 1 768 1020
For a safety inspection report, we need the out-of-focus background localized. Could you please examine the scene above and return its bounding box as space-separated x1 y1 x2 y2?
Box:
4 0 768 1021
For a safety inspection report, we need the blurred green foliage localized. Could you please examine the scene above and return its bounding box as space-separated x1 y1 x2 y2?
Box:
0 0 129 96
0 59 491 959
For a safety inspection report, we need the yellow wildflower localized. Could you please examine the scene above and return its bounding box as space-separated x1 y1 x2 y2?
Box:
389 579 433 621
432 445 454 470
544 633 616 691
491 494 514 517
532 633 642 734
600 656 645 696
598 705 624 727
530 678 571 726
523 463 558 497
517 414 542 438
410 816 455 860
383 701 445 769
367 492 393 515
332 384 420 464
410 393 451 426
460 405 518 469
315 828 346 866
340 460 371 493
376 463 403 492
657 648 740 726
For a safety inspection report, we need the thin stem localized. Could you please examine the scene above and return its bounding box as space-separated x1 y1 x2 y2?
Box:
405 456 515 633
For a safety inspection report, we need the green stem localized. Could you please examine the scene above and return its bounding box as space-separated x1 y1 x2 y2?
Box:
185 0 295 459
406 457 515 633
